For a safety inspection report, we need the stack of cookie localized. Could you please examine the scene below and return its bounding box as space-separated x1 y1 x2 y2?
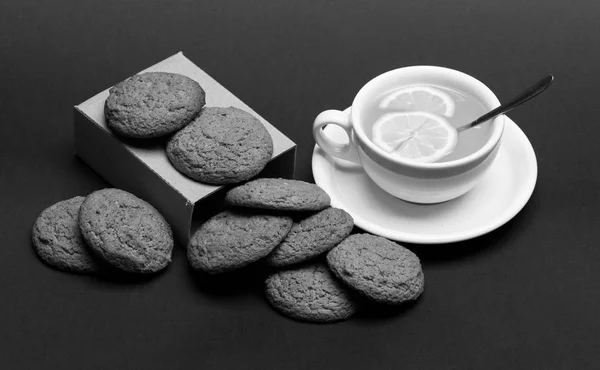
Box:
32 189 175 274
104 72 274 185
186 178 425 323
265 233 425 323
187 178 343 274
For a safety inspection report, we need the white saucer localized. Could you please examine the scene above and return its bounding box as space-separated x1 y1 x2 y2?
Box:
312 116 537 244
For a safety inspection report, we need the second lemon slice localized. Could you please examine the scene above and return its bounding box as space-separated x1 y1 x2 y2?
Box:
372 111 458 163
379 85 455 117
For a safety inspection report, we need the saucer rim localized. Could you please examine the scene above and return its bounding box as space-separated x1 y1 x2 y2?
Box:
311 116 537 244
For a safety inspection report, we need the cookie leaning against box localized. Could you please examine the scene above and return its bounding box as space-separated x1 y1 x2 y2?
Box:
78 189 174 274
187 210 292 274
104 72 206 139
167 107 273 185
224 178 330 211
265 262 360 323
327 234 424 305
266 207 354 268
32 196 103 273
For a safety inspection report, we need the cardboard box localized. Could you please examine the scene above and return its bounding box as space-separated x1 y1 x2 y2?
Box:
74 52 297 244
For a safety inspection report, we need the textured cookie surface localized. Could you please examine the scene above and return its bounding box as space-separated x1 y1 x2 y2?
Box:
265 262 359 323
166 107 273 184
327 234 424 304
104 72 205 138
188 210 292 274
78 189 174 273
32 197 102 273
225 178 330 211
267 208 354 267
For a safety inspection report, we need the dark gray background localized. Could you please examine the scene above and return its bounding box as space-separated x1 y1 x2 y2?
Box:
1 0 598 369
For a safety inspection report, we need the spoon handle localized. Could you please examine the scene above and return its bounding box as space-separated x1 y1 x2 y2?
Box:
456 74 555 133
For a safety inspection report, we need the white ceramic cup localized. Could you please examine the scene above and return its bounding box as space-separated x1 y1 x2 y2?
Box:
313 66 505 204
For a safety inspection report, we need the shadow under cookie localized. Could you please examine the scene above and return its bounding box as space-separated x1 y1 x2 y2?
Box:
94 265 169 285
354 298 422 321
186 260 270 298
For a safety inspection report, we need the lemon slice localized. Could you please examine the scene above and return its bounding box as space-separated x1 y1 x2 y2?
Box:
372 111 458 163
379 85 455 117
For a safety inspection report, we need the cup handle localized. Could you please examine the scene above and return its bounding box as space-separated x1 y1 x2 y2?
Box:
313 109 361 164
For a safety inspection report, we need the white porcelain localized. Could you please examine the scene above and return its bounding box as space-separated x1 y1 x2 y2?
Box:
313 66 505 204
312 116 537 244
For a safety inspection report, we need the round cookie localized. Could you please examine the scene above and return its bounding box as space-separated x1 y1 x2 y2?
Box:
326 234 424 305
104 72 205 139
78 189 174 273
32 196 102 273
265 262 360 323
166 107 273 185
224 178 330 211
187 210 292 274
266 207 354 267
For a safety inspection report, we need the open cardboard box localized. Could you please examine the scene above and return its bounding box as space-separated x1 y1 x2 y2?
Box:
74 52 297 245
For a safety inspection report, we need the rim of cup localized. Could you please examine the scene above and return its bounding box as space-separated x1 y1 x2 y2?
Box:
352 65 504 170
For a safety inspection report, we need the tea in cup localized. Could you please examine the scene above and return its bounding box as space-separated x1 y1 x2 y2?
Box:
313 66 504 204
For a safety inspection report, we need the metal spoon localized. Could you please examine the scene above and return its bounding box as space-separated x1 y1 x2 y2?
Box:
456 74 555 133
